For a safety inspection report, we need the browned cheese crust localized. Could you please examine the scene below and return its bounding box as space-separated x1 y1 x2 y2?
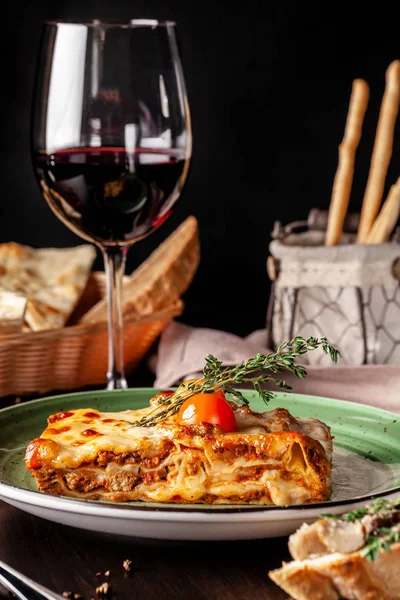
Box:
24 403 332 506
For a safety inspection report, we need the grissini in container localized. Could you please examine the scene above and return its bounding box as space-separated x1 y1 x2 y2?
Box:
357 59 400 243
325 79 369 246
365 177 400 244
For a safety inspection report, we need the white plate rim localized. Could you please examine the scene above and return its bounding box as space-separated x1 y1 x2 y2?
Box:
1 481 400 523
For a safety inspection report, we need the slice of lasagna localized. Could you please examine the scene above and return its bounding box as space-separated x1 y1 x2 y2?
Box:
24 393 333 506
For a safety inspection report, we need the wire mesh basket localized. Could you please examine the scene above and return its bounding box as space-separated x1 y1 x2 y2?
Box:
266 211 400 365
0 272 183 397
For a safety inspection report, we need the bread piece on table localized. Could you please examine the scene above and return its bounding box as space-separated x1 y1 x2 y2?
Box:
81 216 200 324
0 242 96 331
270 506 400 600
288 518 365 560
269 543 400 600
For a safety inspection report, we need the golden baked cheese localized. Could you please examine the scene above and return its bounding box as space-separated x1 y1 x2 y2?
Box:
24 397 333 506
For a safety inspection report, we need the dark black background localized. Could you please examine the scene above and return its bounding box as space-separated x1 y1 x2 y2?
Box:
3 2 400 337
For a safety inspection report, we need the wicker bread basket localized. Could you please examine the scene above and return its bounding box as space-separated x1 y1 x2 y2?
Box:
0 272 183 397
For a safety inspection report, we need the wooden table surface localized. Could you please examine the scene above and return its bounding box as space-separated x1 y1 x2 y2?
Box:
0 366 291 600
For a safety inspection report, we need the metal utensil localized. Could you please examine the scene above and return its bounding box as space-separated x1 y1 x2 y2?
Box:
0 559 66 600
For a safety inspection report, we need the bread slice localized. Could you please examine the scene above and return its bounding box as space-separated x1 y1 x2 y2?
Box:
269 506 400 600
0 289 27 334
0 243 96 331
81 216 200 324
269 543 400 599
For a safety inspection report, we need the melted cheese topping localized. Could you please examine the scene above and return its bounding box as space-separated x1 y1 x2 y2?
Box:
38 407 177 468
24 404 333 506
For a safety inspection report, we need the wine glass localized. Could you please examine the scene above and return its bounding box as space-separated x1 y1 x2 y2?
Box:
30 19 192 390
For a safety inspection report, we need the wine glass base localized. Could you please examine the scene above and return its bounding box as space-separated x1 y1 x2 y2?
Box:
106 376 128 390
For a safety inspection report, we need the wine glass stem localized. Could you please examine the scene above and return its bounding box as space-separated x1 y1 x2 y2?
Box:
102 246 128 390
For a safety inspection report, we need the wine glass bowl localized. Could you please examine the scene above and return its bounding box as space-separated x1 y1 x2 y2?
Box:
31 20 192 389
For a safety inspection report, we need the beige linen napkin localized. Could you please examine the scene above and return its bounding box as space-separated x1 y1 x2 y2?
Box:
151 321 400 413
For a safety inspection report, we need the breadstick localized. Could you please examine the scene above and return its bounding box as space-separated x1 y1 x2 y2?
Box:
357 60 400 243
365 177 400 243
325 79 369 245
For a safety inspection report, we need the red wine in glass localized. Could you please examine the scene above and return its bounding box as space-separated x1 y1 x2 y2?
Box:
33 146 189 244
31 20 192 389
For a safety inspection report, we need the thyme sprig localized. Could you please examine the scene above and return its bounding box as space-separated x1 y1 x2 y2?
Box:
135 336 339 427
361 526 400 561
321 497 400 561
321 497 400 523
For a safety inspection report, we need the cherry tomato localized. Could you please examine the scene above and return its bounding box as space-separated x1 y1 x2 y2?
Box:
178 388 237 432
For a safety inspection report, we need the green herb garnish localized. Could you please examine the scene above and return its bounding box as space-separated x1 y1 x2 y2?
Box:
321 507 369 522
361 527 400 561
322 497 400 523
135 336 339 427
322 498 400 561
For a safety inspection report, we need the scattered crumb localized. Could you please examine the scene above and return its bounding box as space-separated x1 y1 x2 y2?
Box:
62 593 73 599
96 582 112 598
123 559 132 573
14 397 21 405
74 595 84 600
95 569 111 578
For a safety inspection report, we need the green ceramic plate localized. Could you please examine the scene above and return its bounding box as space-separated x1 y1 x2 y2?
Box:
0 388 399 540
